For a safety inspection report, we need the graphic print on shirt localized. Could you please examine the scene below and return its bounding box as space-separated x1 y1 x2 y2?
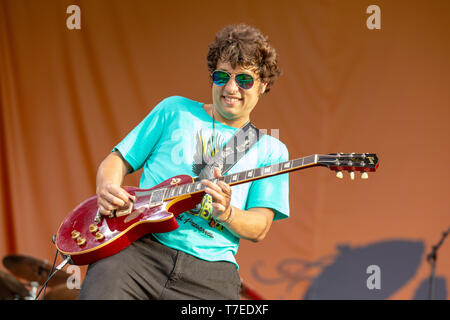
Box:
177 129 226 234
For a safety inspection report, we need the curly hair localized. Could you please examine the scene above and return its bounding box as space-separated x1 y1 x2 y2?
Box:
207 24 282 94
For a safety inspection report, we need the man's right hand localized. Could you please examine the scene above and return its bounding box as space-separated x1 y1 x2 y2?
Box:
96 183 136 216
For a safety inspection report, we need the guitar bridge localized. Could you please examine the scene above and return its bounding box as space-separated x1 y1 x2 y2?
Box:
115 202 134 217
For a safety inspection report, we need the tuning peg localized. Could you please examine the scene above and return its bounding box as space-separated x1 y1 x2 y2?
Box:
336 171 343 179
361 172 369 180
349 171 355 180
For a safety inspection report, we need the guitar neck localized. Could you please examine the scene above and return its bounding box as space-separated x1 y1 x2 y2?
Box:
159 154 319 202
225 154 318 187
144 152 379 204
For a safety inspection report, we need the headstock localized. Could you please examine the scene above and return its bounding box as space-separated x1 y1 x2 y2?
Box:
318 153 379 180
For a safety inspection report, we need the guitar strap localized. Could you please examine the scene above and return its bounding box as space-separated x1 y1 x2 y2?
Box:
195 121 264 181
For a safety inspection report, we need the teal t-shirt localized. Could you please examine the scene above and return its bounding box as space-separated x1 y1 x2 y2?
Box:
113 96 290 268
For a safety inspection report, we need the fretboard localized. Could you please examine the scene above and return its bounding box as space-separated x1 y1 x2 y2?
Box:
157 154 319 202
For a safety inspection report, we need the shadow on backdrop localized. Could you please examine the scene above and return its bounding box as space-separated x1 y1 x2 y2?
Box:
252 239 438 299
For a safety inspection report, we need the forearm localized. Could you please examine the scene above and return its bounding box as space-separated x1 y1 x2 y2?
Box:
96 151 130 189
96 151 135 215
220 207 274 242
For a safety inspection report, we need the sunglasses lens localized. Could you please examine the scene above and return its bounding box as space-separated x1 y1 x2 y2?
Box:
212 71 230 86
212 71 255 89
236 74 254 90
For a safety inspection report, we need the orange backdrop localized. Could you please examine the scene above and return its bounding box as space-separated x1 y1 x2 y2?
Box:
1 0 449 300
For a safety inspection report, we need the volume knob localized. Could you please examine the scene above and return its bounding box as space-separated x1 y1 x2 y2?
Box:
95 232 105 241
71 230 80 239
77 237 86 246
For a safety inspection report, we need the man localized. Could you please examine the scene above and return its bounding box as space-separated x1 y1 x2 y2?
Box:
78 24 289 300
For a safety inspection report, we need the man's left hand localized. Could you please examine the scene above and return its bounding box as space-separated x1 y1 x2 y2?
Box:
201 167 232 222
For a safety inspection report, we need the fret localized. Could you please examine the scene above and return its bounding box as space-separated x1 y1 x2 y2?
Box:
271 163 279 174
238 171 247 181
195 182 203 190
292 158 304 168
263 165 272 175
177 184 185 195
225 175 233 184
254 168 262 177
185 183 192 194
168 187 175 198
281 161 292 170
303 155 317 166
277 163 283 172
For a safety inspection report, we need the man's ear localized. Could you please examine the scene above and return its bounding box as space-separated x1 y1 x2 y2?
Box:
260 82 268 94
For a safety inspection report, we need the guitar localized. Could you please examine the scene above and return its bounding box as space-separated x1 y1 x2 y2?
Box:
55 153 379 265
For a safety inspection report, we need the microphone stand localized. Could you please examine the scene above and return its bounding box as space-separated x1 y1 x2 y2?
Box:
426 227 450 300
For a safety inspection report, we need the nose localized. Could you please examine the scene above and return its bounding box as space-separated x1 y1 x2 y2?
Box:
223 75 240 93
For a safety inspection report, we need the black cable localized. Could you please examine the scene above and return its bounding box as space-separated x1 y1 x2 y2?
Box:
34 248 58 300
34 235 73 300
34 254 71 300
42 248 58 299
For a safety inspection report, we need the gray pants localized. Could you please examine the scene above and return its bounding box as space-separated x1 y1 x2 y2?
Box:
77 234 241 300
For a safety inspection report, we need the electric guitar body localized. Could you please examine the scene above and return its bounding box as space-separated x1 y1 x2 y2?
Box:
56 175 203 265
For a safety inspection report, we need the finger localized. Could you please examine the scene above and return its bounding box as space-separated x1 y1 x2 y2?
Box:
108 186 132 204
97 201 115 216
217 181 231 195
122 189 136 202
204 187 226 205
99 207 113 216
213 167 223 178
98 197 118 212
201 179 222 193
100 191 126 207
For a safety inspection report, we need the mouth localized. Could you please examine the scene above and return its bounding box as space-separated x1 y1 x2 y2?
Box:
222 95 242 105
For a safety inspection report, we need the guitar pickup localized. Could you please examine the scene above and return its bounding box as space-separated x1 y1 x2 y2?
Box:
148 189 165 208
